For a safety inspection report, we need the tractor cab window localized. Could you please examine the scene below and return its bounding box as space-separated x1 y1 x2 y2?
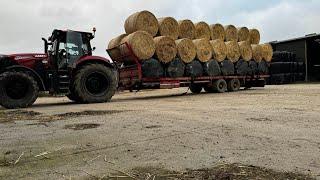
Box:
53 31 92 69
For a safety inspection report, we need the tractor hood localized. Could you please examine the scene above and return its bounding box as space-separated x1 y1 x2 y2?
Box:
7 53 48 61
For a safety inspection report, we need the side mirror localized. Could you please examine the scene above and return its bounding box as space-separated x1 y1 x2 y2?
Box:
92 47 96 51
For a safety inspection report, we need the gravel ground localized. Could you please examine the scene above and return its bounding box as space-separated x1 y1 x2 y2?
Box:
0 84 319 179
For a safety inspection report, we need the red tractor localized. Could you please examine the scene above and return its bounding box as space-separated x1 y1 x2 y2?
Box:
0 29 117 109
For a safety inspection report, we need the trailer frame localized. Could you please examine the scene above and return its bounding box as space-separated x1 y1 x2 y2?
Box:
107 43 269 92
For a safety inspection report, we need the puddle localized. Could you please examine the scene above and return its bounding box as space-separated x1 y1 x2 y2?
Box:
246 117 272 122
0 110 128 123
64 123 101 130
110 164 314 180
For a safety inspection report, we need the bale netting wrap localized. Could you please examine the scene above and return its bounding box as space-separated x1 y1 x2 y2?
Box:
237 27 250 42
210 39 227 62
258 60 269 75
238 41 253 61
248 60 258 75
165 58 185 78
194 21 211 40
178 20 195 39
124 11 159 37
220 60 235 76
235 59 249 76
251 44 263 62
225 41 241 63
141 58 164 78
185 60 203 77
193 39 213 63
249 29 260 44
108 34 127 60
153 36 177 64
175 38 196 64
120 31 156 60
157 17 179 40
261 43 273 62
210 23 225 41
203 59 221 76
224 25 238 41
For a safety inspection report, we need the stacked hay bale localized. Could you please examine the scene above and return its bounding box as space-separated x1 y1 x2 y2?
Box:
107 10 273 78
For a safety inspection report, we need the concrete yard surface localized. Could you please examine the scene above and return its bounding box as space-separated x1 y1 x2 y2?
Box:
0 84 320 179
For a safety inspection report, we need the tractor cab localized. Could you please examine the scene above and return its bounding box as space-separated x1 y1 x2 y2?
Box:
44 29 95 70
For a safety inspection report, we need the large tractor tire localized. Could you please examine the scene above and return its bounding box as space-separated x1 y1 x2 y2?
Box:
73 64 117 103
0 72 39 109
189 83 202 94
213 79 227 93
227 79 241 92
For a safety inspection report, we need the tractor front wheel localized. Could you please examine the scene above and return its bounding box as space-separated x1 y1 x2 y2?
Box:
73 64 117 103
0 72 39 109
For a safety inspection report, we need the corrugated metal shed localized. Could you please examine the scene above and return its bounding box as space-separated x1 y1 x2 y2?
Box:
270 33 320 81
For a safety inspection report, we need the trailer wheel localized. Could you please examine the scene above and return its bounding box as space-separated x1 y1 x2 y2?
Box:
0 72 39 109
227 79 240 92
213 79 227 93
73 64 117 103
189 83 202 94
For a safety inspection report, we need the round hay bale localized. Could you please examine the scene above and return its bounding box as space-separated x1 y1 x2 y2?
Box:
249 29 260 44
210 23 225 41
251 44 263 62
185 60 203 77
165 58 185 78
120 31 156 60
210 39 227 62
258 60 269 75
178 20 195 39
175 38 196 64
220 60 235 76
238 41 253 61
108 34 127 60
203 59 221 76
261 43 273 62
124 11 159 37
108 34 127 49
193 39 213 63
195 22 211 40
224 25 238 41
225 41 241 63
234 59 249 76
237 27 250 42
158 17 179 40
248 60 258 75
142 58 164 78
153 36 177 64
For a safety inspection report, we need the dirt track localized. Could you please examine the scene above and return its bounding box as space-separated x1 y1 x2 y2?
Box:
0 84 320 179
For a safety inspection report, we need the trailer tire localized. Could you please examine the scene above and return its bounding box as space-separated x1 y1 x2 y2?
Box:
213 79 227 93
190 83 202 94
227 79 240 92
73 64 117 103
0 72 39 109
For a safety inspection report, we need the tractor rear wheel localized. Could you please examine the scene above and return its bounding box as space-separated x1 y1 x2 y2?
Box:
227 79 241 92
0 72 39 109
189 83 202 94
213 79 227 93
73 64 117 103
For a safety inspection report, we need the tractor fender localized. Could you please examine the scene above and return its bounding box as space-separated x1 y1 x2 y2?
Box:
74 56 115 70
4 65 46 91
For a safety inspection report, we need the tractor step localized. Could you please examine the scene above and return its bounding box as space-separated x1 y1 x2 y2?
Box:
56 71 70 94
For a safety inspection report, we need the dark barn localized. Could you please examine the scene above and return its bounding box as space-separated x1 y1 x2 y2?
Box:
271 34 320 81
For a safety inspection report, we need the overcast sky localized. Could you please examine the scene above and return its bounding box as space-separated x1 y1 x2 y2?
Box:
0 0 319 57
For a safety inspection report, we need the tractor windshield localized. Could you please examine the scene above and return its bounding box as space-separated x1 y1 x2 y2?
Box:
66 31 91 66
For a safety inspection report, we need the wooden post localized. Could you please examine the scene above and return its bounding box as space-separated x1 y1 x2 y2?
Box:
305 40 308 82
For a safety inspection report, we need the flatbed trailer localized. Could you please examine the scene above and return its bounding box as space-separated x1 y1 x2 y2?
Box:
107 43 269 93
